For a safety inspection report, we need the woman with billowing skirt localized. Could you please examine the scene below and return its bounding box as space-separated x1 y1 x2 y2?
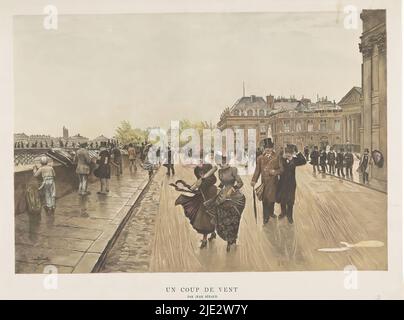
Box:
172 162 218 249
205 155 246 252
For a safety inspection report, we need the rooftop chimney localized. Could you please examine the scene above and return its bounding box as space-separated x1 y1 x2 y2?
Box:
266 94 274 110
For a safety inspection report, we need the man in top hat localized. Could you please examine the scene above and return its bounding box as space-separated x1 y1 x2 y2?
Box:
251 138 283 224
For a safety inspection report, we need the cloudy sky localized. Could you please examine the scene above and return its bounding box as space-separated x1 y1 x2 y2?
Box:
13 12 362 139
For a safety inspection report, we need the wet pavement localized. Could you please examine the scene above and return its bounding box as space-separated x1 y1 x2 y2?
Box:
100 163 387 273
15 168 150 274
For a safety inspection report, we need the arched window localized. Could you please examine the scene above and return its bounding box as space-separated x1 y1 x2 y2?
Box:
247 109 254 117
259 109 265 117
233 109 240 116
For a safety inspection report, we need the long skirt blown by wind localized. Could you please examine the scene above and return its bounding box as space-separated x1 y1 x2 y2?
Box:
206 187 246 243
175 192 216 235
38 177 56 209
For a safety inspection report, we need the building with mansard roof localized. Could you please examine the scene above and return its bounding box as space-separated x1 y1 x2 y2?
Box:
217 93 344 151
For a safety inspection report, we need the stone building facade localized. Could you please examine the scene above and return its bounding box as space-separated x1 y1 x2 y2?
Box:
338 86 362 152
217 95 277 149
267 109 343 151
359 9 387 190
217 94 343 152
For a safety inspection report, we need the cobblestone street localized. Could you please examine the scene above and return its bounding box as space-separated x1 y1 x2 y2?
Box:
101 169 163 273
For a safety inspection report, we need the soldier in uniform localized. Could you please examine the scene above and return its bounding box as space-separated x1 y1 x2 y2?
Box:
251 138 283 224
344 148 354 180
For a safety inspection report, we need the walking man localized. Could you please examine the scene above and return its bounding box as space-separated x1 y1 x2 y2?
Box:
304 146 310 161
74 142 91 195
276 145 306 224
251 138 283 225
327 147 336 175
111 144 123 177
319 148 327 173
309 146 320 174
336 148 345 177
165 146 175 176
128 143 137 173
357 148 372 184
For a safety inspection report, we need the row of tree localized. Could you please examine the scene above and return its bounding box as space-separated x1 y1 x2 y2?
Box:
114 120 213 147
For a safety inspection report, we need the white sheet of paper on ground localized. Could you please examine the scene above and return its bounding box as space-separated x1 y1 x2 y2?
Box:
317 240 384 252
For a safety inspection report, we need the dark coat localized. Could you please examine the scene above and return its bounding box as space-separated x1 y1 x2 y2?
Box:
327 151 336 165
336 152 344 168
276 153 306 205
344 152 354 167
310 150 319 165
96 149 111 179
319 152 327 166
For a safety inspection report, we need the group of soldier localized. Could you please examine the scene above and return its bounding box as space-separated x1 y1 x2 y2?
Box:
305 145 355 179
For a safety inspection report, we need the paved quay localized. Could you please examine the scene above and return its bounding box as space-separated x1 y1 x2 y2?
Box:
15 168 150 274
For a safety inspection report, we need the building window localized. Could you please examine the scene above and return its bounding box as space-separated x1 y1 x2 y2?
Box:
259 109 265 117
233 110 240 116
247 109 254 117
307 120 314 132
260 125 266 134
296 121 302 132
320 119 327 131
334 119 341 131
283 120 290 133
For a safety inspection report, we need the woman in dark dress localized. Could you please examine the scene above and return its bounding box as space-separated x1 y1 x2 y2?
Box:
276 145 306 224
205 155 246 252
96 144 111 195
172 162 218 248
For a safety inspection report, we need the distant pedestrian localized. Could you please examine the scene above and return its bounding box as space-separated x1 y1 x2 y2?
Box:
128 143 137 173
111 144 123 177
309 146 320 174
319 149 327 173
142 143 154 179
95 143 111 195
156 147 161 165
164 146 175 176
357 148 372 184
74 142 91 195
327 147 336 175
344 148 354 180
33 156 56 215
336 148 345 177
276 144 306 224
304 146 309 161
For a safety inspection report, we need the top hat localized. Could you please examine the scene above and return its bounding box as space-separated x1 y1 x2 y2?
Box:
262 138 274 149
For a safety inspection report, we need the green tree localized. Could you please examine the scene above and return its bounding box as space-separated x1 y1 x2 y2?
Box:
178 119 211 147
115 120 146 145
